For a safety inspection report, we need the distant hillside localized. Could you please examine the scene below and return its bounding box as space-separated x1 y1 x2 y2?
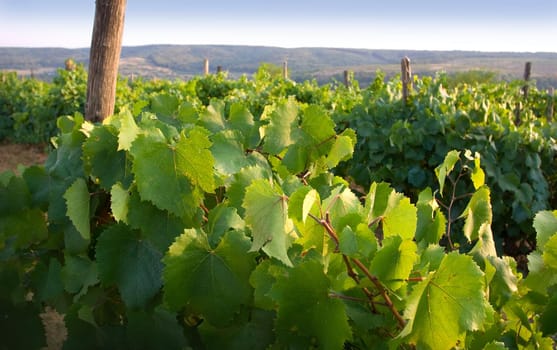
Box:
1 45 556 88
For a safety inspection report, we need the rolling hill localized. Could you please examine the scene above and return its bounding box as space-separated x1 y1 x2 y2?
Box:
1 45 556 88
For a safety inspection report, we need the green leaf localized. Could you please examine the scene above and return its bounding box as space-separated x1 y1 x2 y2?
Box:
83 125 130 190
199 99 226 133
325 134 354 168
243 179 296 266
199 308 275 350
175 126 216 193
301 105 336 145
271 259 351 350
370 236 418 290
110 182 130 223
338 224 377 260
130 133 203 219
63 178 90 240
206 204 245 248
542 233 557 269
261 97 298 155
126 308 187 349
533 210 557 251
415 188 446 245
150 93 180 117
249 259 285 310
163 229 256 327
227 165 272 215
322 184 362 233
211 130 250 176
114 109 140 151
399 252 487 350
96 223 163 308
61 254 98 299
383 194 417 240
127 188 189 252
461 186 492 242
539 293 557 336
470 151 485 190
435 150 460 194
30 258 64 302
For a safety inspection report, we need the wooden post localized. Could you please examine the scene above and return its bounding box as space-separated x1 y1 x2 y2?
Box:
216 65 222 74
85 0 127 122
282 60 288 80
401 56 412 103
204 58 209 75
548 87 555 122
343 70 350 87
515 61 533 126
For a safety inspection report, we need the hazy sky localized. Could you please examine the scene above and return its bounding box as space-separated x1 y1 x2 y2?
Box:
0 0 556 52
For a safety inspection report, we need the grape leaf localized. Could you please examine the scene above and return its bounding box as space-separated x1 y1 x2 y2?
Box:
261 97 298 155
533 210 557 251
82 125 129 190
130 133 203 219
96 223 163 308
63 178 90 240
175 126 216 193
211 130 250 176
61 254 98 300
326 134 355 168
30 258 64 302
415 188 446 245
271 259 351 349
460 186 492 242
126 188 190 252
399 252 487 349
542 233 557 270
370 236 418 290
435 150 460 195
113 109 140 151
199 308 275 350
110 182 130 223
163 229 256 327
199 99 226 133
126 308 187 349
243 179 296 266
322 184 362 233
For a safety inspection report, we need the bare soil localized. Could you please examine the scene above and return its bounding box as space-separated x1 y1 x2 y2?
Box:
0 142 48 174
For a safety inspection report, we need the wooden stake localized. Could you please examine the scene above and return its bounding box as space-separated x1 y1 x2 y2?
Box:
401 56 412 103
282 60 288 80
344 70 350 87
217 65 222 74
85 0 127 122
204 58 209 75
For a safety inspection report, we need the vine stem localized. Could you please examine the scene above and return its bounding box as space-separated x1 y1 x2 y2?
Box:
308 211 406 329
350 257 406 329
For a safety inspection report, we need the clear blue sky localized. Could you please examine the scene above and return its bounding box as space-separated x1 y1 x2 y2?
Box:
0 0 556 52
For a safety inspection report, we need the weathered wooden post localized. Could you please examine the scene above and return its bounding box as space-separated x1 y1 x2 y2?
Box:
401 56 412 103
282 60 288 80
217 65 222 74
401 57 412 98
85 0 127 122
343 70 350 87
515 61 533 126
204 58 209 75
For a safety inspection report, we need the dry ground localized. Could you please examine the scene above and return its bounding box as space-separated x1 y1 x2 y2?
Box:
0 142 48 174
